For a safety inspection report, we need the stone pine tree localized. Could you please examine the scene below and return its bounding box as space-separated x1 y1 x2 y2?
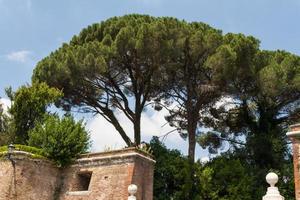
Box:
32 15 181 146
198 33 261 152
152 21 238 200
157 23 234 163
200 34 300 169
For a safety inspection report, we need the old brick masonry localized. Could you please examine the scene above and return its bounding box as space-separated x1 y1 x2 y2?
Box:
0 148 155 200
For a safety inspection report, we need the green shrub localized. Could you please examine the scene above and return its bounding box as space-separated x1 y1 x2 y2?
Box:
0 145 7 152
15 144 45 156
0 144 46 159
28 114 90 167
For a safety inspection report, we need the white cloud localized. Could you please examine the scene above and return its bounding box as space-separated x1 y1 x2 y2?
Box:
6 50 32 63
0 98 11 113
87 114 128 152
215 96 236 109
200 156 210 164
87 107 186 152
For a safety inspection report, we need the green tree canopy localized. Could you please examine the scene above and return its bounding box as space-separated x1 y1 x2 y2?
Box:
33 14 185 146
150 137 188 200
7 82 62 144
151 136 294 200
157 22 228 162
0 101 10 145
0 102 7 133
202 34 300 171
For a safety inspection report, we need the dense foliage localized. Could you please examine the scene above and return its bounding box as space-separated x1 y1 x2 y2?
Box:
150 137 295 200
28 114 90 166
0 103 9 145
0 83 90 167
156 21 226 163
6 83 62 144
198 43 300 199
33 15 174 146
201 44 300 168
150 137 188 199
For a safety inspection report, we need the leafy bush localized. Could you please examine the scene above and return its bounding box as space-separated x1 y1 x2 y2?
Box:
28 114 90 167
0 145 7 152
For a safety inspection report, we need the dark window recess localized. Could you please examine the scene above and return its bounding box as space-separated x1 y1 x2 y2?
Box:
72 172 92 191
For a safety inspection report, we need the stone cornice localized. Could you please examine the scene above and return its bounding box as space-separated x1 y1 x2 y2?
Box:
74 149 155 168
1 148 156 168
80 147 154 160
287 130 300 138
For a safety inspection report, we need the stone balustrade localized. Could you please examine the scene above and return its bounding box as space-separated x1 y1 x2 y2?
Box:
128 184 137 200
263 172 284 200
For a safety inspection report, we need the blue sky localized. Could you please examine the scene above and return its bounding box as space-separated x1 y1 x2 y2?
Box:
1 0 300 96
0 0 299 158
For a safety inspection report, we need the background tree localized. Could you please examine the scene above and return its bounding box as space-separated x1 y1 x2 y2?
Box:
0 102 10 145
201 38 300 168
6 82 62 144
199 35 300 199
151 136 295 200
198 33 261 154
150 137 188 200
0 102 5 132
32 15 181 146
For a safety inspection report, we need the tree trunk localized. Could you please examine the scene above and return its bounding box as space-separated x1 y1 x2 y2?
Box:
111 116 134 147
188 126 196 163
102 108 133 147
187 105 198 163
134 112 141 146
184 106 199 199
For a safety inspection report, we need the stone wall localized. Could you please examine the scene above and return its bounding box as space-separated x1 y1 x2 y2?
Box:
287 124 300 200
0 148 155 200
0 151 60 200
60 148 155 200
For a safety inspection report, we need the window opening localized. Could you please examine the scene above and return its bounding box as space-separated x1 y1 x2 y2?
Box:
72 171 92 191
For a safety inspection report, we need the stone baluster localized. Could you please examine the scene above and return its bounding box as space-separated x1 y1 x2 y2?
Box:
128 184 137 200
263 172 284 200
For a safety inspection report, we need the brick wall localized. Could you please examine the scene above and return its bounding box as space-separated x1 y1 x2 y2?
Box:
287 124 300 200
0 148 155 200
0 151 60 200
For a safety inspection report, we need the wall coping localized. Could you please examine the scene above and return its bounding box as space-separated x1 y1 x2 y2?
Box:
287 131 300 138
66 191 91 196
1 147 156 167
75 148 155 167
290 123 300 129
80 147 155 161
1 150 51 162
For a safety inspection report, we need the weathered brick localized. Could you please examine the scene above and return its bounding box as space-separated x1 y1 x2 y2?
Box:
287 124 300 200
0 148 155 200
